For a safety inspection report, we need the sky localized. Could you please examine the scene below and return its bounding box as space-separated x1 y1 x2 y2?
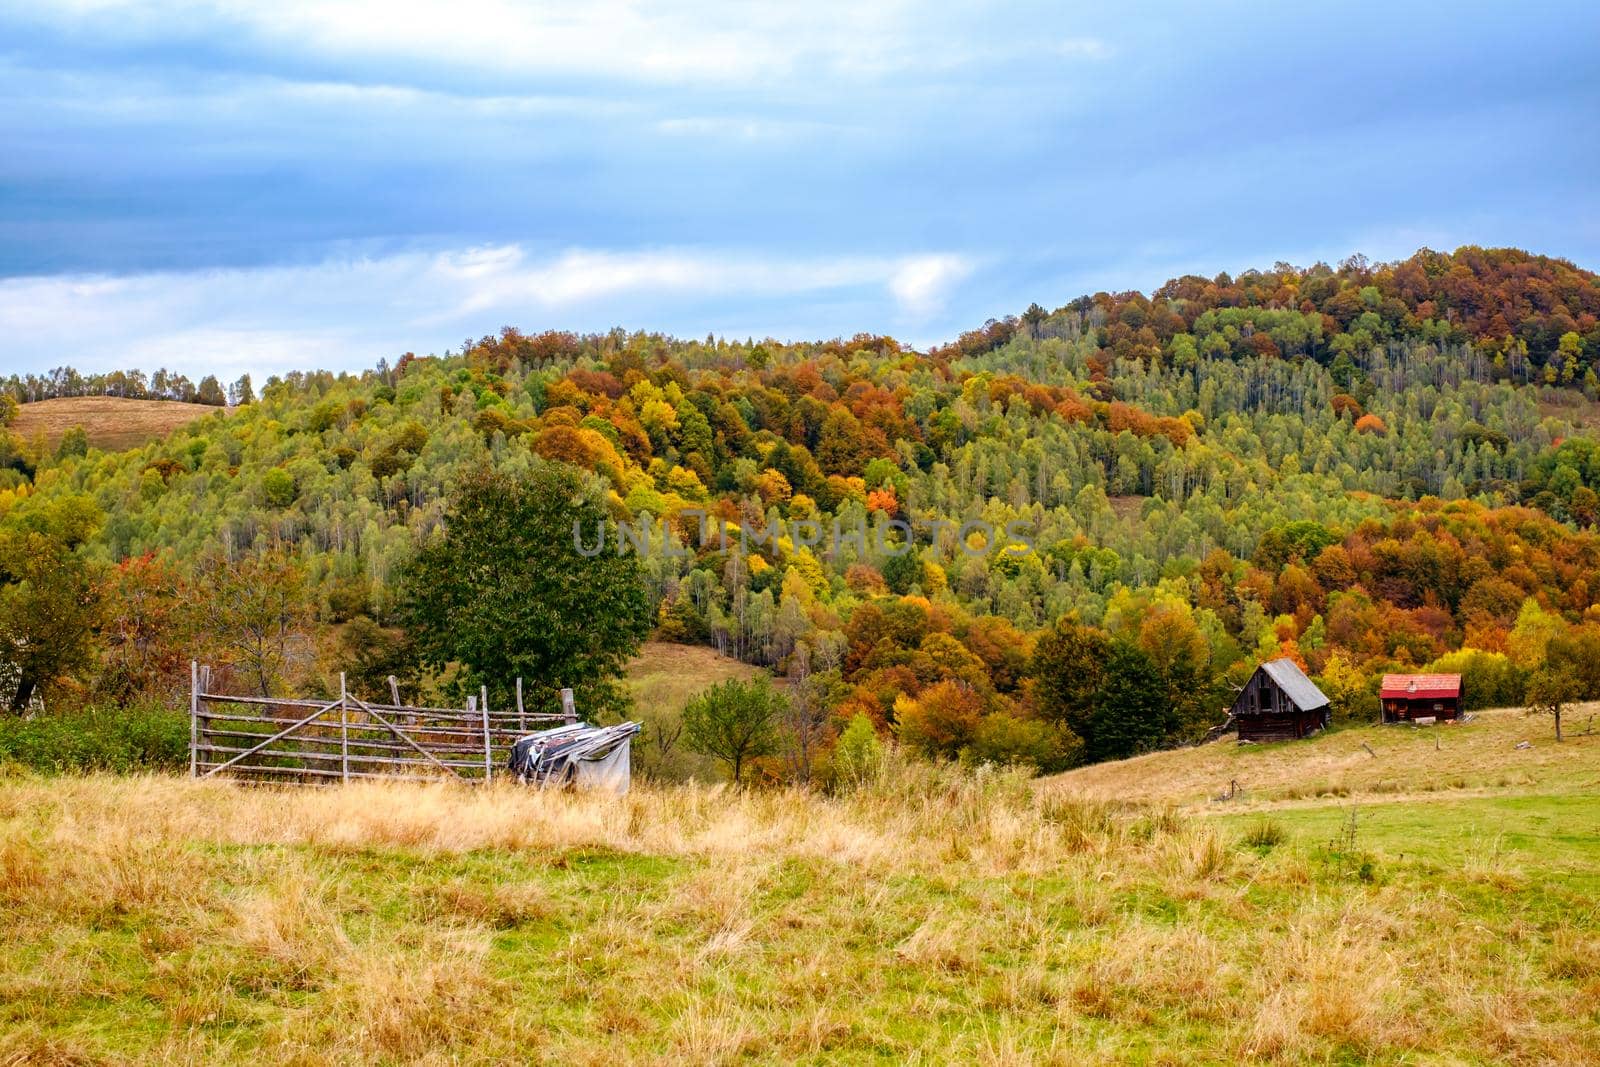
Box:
2 1 1598 382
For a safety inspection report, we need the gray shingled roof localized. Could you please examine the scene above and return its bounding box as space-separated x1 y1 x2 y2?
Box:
1258 658 1330 711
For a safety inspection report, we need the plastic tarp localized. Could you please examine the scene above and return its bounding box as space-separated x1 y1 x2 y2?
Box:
572 739 632 795
508 722 640 793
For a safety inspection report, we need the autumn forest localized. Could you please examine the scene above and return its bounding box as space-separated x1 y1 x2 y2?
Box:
6 245 1600 779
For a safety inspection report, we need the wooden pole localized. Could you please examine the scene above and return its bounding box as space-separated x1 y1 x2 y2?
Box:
561 687 576 725
340 672 349 784
480 686 492 783
189 661 199 778
387 675 401 706
516 677 525 733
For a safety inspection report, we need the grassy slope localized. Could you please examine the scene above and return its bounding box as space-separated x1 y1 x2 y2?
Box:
2 768 1597 1061
2 658 1596 1063
1047 705 1600 810
622 642 769 780
10 396 222 450
624 641 765 713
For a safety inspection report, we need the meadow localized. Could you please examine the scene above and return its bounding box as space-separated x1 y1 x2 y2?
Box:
8 396 222 451
2 738 1597 1064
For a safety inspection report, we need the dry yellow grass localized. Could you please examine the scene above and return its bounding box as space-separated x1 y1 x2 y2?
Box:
1 761 1596 1064
1046 705 1600 810
10 396 223 451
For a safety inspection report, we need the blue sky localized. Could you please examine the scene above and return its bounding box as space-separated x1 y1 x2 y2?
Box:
2 1 1598 381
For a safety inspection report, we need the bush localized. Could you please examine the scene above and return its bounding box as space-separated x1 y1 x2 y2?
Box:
0 703 188 774
965 712 1082 773
830 712 884 790
1239 817 1287 851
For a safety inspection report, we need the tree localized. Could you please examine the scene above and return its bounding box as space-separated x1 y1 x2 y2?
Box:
337 616 420 702
56 426 88 460
1526 627 1600 741
0 526 102 711
396 464 652 715
196 550 312 697
968 712 1081 772
1030 621 1112 741
1088 643 1174 761
894 679 984 761
96 553 190 702
882 549 921 596
682 677 784 784
197 375 226 406
1525 663 1581 742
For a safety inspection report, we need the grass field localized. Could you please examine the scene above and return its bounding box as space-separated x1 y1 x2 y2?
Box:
2 730 1597 1063
1047 705 1600 810
10 396 223 451
623 641 771 780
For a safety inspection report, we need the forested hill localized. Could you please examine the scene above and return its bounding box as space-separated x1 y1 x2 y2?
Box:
5 245 1600 770
939 246 1600 388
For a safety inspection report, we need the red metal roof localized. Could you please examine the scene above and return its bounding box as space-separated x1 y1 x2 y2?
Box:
1380 673 1462 700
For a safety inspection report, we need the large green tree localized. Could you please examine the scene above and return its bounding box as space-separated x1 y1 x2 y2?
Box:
0 497 104 712
1030 620 1111 741
396 463 651 717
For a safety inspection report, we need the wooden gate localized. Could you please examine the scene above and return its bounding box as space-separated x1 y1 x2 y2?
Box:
188 662 574 784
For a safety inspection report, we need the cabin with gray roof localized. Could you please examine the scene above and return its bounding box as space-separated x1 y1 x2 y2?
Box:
1229 658 1331 742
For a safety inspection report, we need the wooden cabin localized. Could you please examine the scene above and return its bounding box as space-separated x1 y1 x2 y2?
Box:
1380 674 1463 722
1230 658 1331 742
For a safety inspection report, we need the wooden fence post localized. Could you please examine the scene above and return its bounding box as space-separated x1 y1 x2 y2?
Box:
480 685 492 783
189 661 199 778
516 677 525 733
561 688 576 725
340 672 350 784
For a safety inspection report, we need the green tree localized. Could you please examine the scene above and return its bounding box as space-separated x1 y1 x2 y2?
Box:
1030 621 1112 741
682 677 784 784
0 526 102 711
337 616 420 703
56 426 88 460
1525 662 1581 742
396 464 652 715
262 468 296 508
881 548 921 595
1088 643 1174 761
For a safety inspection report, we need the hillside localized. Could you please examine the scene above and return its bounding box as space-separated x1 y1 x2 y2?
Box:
10 396 222 451
1047 706 1600 808
6 245 1600 786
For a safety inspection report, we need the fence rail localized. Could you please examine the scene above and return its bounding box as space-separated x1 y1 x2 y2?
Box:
189 662 575 784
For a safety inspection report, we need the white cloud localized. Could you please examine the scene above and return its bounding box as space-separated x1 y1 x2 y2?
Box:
889 254 973 316
0 243 975 379
1056 36 1111 60
12 0 943 87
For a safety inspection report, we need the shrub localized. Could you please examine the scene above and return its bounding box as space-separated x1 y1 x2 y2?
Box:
0 703 189 774
1240 817 1287 850
965 712 1082 773
830 712 884 790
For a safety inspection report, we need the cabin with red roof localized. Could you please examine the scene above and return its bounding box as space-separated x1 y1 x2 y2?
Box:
1380 674 1463 723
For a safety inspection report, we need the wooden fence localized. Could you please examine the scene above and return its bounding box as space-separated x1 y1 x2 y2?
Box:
188 662 574 784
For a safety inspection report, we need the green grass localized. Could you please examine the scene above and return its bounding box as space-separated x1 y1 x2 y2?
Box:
1217 792 1600 901
2 767 1598 1063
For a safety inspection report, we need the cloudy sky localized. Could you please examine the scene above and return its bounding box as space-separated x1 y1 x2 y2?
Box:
3 1 1598 380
